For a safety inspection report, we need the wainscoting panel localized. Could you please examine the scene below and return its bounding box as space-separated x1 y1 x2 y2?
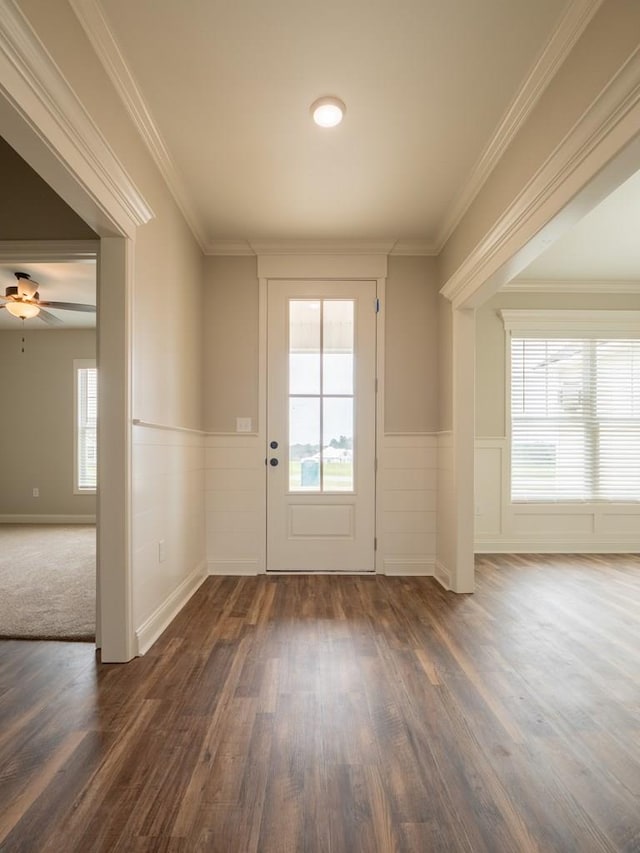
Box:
379 434 438 576
475 437 640 552
132 424 206 651
434 432 453 587
206 434 441 576
513 512 594 536
205 435 265 575
474 439 504 537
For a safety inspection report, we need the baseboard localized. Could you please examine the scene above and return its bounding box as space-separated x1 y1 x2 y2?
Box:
135 561 207 655
383 557 435 576
0 514 97 524
434 560 451 590
208 559 260 576
475 538 640 554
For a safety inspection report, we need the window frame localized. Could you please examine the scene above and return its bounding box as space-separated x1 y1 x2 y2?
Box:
501 310 640 505
73 358 98 495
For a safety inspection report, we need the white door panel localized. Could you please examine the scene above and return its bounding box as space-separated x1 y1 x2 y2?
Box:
266 280 376 572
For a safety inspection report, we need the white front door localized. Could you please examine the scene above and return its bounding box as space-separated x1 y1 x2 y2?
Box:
266 280 377 572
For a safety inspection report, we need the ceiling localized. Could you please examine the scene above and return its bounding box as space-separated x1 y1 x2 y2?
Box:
96 0 573 250
515 167 640 282
0 262 96 330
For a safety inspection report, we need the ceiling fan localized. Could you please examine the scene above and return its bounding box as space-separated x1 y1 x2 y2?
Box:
0 272 95 325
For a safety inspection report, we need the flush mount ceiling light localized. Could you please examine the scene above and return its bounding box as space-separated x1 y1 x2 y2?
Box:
311 96 346 128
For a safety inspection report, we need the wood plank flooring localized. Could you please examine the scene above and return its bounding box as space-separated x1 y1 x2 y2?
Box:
0 554 639 852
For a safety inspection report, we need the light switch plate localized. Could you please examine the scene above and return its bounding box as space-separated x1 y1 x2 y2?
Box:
236 417 252 433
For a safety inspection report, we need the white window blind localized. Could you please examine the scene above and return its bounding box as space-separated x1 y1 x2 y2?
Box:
511 338 640 501
77 367 98 490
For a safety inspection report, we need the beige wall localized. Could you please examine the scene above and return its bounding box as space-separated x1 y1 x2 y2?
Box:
203 256 259 433
0 329 96 516
476 290 640 437
131 205 204 430
202 255 441 435
0 137 97 240
385 256 439 434
15 0 206 636
439 0 640 288
17 0 205 432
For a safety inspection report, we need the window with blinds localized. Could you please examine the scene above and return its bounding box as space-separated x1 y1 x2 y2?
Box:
511 338 640 501
76 366 98 491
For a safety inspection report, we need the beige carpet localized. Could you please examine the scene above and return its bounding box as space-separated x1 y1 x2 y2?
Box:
0 524 96 641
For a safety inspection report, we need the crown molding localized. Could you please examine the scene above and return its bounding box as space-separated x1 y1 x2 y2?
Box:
504 278 640 294
205 239 439 257
206 240 255 256
389 240 438 256
0 240 99 261
0 0 154 236
251 240 396 256
68 0 208 251
441 47 640 307
435 0 604 253
206 239 400 256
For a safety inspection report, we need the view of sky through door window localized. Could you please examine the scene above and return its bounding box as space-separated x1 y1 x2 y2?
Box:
288 299 354 492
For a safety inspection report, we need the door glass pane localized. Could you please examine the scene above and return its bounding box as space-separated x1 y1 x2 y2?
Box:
323 397 353 491
289 300 320 394
323 301 354 394
287 298 357 494
289 397 321 491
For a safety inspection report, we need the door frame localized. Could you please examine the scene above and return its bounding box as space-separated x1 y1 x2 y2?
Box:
256 253 387 573
0 3 153 660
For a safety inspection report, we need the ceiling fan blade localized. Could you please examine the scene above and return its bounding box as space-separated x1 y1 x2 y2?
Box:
38 308 64 326
38 301 96 312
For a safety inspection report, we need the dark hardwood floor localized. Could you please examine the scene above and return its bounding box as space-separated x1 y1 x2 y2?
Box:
1 554 639 852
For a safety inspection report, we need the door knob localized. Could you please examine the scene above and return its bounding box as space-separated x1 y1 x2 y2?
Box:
270 440 278 449
269 458 279 467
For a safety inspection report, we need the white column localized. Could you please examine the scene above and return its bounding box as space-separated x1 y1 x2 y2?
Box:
450 307 475 592
97 236 135 661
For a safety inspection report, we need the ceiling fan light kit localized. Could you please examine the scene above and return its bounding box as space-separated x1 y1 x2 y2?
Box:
0 271 95 326
5 300 41 320
14 272 38 299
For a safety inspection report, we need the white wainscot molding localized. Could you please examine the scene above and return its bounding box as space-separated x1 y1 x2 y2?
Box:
434 431 454 589
474 437 640 553
0 514 96 524
378 434 438 577
132 424 206 649
136 560 207 655
474 437 508 540
205 434 265 575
